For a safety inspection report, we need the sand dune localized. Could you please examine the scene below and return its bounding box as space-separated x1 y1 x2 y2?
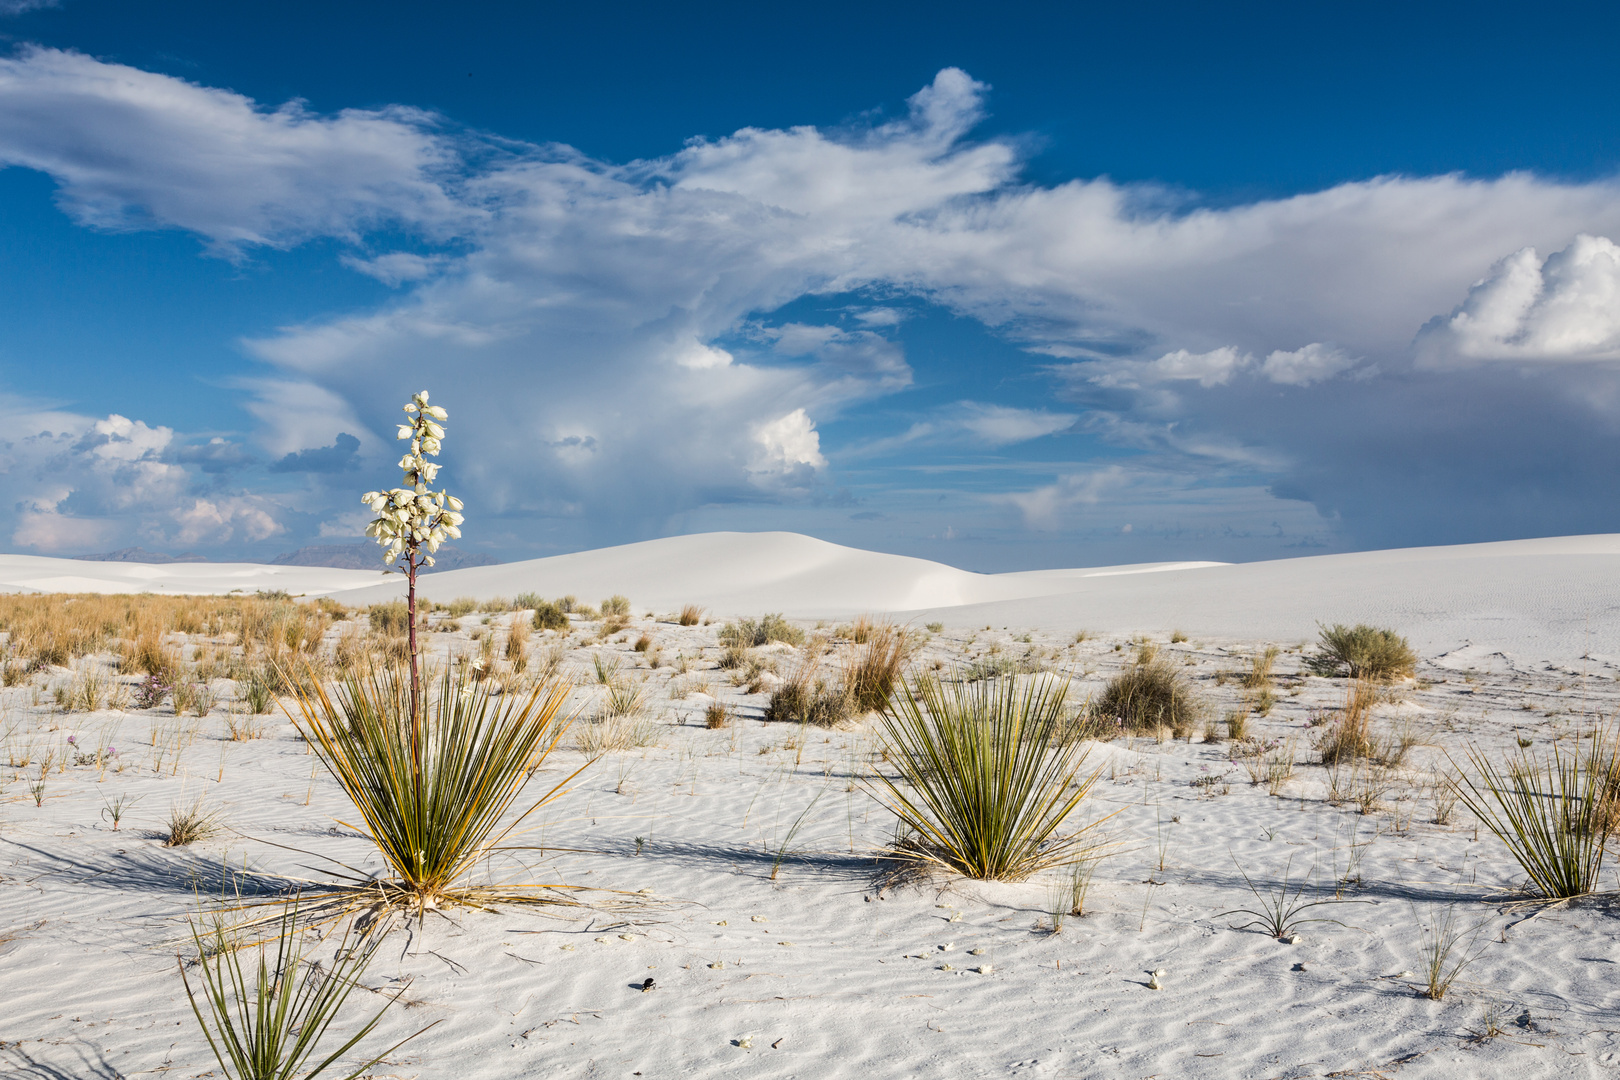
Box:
0 552 382 597
6 531 1619 663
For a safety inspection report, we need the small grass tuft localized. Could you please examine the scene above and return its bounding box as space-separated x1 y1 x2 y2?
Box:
166 796 223 847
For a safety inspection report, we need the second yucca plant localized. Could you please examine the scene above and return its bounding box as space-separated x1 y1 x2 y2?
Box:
872 671 1111 879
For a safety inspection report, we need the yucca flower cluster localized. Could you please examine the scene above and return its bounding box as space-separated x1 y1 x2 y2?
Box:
362 391 464 568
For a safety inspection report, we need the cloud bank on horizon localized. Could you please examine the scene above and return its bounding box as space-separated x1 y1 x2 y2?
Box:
3 47 1620 566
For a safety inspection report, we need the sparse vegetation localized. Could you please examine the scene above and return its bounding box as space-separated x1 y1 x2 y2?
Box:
678 604 705 626
531 601 568 632
601 595 631 618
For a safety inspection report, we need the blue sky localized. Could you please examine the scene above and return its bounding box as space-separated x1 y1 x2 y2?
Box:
3 0 1620 570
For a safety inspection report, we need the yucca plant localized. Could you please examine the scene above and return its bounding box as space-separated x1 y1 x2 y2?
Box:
1449 727 1619 899
180 901 432 1080
871 671 1113 880
288 662 585 915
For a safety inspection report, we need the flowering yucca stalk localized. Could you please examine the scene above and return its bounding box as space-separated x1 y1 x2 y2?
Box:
362 390 464 732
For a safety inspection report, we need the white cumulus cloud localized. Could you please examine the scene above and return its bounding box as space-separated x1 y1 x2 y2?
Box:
1417 233 1620 364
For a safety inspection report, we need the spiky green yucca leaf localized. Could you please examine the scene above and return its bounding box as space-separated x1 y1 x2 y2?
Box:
288 663 585 912
180 901 431 1080
872 672 1112 880
1449 727 1618 899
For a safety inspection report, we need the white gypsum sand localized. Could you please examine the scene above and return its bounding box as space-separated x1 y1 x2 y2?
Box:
2 533 1620 1077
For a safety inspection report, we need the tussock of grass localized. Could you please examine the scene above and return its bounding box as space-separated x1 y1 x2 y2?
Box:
678 604 704 627
1310 623 1417 681
764 659 853 727
704 703 730 729
1094 651 1204 736
1449 725 1618 899
287 663 584 915
872 672 1112 880
719 613 804 648
601 595 631 618
166 796 223 847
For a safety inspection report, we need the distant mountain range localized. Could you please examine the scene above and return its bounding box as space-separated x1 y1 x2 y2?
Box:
73 547 207 563
73 543 499 572
270 544 500 572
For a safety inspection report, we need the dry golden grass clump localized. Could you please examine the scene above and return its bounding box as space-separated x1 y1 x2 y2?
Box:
1094 648 1205 736
505 617 531 671
165 796 223 847
1310 623 1417 681
764 659 854 727
847 620 908 714
704 703 731 728
719 613 804 648
678 604 705 626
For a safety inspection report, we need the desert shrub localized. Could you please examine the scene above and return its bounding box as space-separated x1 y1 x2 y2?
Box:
514 591 545 610
1095 654 1204 736
447 597 478 618
718 643 750 669
368 601 411 636
484 596 514 612
705 703 731 729
1449 726 1619 899
633 633 652 653
601 595 631 618
925 622 944 634
1310 623 1416 681
531 601 568 631
678 604 705 626
719 614 804 648
873 672 1110 879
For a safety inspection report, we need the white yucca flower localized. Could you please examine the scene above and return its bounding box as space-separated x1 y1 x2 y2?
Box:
361 390 465 570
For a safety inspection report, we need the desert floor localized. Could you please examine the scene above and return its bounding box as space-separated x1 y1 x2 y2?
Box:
5 590 1620 1079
